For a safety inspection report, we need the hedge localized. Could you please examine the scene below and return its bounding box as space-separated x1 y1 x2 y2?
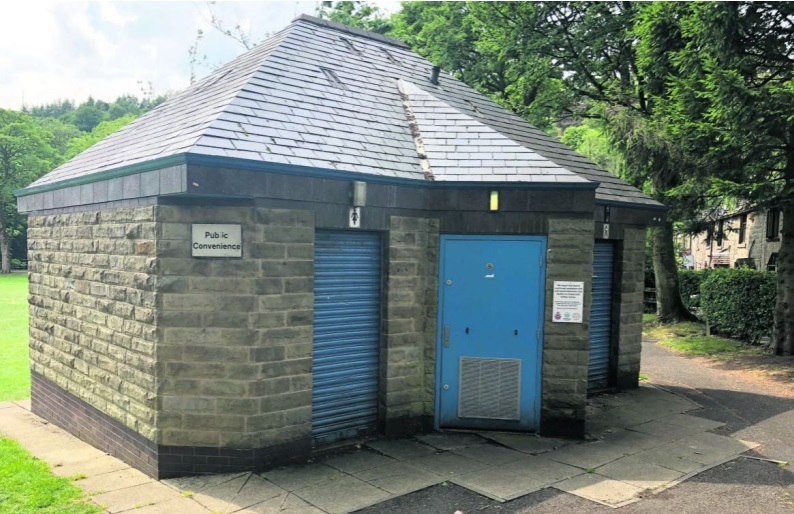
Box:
679 269 708 311
700 268 776 344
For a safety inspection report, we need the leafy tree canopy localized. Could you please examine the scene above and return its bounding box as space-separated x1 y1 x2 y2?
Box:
317 1 392 34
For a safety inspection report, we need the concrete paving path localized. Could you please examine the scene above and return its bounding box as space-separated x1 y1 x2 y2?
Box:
0 367 763 513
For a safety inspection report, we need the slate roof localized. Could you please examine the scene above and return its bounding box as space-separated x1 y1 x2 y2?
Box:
26 15 661 208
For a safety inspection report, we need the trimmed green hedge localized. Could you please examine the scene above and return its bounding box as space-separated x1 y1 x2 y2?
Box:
700 268 776 344
679 269 708 311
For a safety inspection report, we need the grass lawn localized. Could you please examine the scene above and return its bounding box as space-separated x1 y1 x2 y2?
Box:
643 317 766 358
642 314 794 384
0 437 102 514
0 273 29 401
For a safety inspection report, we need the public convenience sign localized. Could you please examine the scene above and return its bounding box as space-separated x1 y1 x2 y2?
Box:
552 281 584 323
191 224 243 258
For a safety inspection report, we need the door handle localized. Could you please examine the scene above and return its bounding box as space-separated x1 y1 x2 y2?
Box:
443 326 450 348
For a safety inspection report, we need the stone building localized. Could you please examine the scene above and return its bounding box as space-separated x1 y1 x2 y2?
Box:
16 16 664 478
678 207 782 270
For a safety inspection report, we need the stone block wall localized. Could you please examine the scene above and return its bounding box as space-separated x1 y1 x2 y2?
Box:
749 209 783 270
541 217 594 437
614 227 646 389
28 207 159 441
156 205 315 453
382 216 440 434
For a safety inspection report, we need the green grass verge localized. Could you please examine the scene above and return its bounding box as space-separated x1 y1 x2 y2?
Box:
643 320 766 358
0 437 102 514
0 273 29 401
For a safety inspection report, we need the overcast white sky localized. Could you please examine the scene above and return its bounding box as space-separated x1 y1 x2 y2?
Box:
0 1 399 110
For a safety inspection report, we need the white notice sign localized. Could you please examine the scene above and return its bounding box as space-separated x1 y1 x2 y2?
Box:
191 224 242 258
552 281 584 323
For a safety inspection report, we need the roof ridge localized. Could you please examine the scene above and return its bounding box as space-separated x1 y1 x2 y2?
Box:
397 80 434 181
292 14 409 50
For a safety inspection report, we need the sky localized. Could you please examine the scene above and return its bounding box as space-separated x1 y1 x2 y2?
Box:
0 1 398 110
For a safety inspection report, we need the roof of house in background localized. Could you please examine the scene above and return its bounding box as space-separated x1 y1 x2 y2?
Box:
22 14 661 208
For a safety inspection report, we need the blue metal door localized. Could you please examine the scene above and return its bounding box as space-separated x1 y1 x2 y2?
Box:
588 241 614 391
312 230 381 446
437 236 545 432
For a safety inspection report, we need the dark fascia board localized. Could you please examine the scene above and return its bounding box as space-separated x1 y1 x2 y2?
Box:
14 155 189 197
15 152 601 199
595 199 669 212
184 154 600 191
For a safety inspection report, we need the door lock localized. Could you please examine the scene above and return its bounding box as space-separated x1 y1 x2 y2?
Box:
443 326 450 348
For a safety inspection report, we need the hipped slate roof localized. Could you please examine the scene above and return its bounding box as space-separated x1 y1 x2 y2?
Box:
24 15 660 208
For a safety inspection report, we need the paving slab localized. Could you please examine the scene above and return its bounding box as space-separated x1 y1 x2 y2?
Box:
13 398 31 410
670 432 759 465
627 418 708 440
406 451 490 478
322 449 395 474
11 432 91 456
595 402 685 429
192 472 286 513
353 461 443 496
365 439 437 460
633 446 708 474
236 493 325 514
451 466 547 502
595 454 685 490
162 472 248 493
291 474 391 513
453 443 526 465
553 472 645 507
49 453 132 478
499 455 584 484
546 441 629 470
91 481 180 513
415 432 485 451
598 429 666 454
479 432 575 455
262 463 345 492
0 401 15 409
74 467 154 494
118 496 210 513
659 413 726 431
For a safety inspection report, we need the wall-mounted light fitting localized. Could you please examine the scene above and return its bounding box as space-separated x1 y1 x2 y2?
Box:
489 190 500 212
352 181 367 207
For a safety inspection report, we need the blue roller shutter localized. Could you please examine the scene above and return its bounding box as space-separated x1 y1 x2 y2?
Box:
312 230 381 446
588 242 614 391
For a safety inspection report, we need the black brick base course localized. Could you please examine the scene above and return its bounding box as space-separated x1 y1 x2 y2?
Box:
31 372 313 479
31 371 159 477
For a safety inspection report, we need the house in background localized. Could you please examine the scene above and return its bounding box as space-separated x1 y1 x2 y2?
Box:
16 15 663 478
678 207 782 271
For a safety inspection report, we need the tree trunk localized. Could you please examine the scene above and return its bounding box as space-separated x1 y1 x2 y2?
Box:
652 221 695 323
773 204 794 355
0 201 9 274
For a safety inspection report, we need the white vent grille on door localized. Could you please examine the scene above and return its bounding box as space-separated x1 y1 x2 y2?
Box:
458 357 521 420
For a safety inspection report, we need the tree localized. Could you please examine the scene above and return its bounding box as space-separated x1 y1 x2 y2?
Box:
27 99 75 119
317 1 392 34
65 115 137 160
641 2 794 353
67 100 107 132
392 2 699 322
0 110 56 273
392 2 571 130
